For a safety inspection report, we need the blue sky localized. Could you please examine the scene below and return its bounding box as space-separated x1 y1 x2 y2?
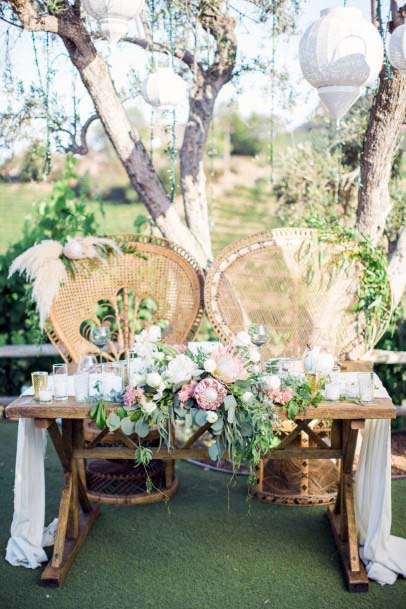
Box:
0 0 391 147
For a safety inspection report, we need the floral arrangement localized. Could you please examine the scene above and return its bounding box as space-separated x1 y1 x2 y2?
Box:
90 326 322 476
8 236 121 327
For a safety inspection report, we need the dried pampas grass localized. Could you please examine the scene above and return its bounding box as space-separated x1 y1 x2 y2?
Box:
9 240 67 328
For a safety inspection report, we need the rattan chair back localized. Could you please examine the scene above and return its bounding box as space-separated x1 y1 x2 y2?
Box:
47 234 204 363
205 228 391 360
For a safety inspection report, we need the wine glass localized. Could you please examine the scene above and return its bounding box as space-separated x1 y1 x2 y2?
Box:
248 324 269 348
77 354 98 373
89 325 111 362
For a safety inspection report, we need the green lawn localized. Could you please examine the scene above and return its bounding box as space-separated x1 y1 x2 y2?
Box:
0 422 405 609
0 183 145 254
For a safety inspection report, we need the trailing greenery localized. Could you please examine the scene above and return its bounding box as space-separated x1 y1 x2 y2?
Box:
295 212 392 348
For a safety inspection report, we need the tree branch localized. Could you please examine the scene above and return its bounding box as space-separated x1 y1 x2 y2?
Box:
65 113 99 155
122 36 203 74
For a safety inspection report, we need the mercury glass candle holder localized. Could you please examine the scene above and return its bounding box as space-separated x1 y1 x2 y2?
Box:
31 371 48 402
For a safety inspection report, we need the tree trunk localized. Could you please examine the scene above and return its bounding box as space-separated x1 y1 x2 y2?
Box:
356 67 406 245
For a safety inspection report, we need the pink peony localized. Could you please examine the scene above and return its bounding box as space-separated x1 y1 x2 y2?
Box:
123 385 145 410
194 378 227 410
178 380 197 403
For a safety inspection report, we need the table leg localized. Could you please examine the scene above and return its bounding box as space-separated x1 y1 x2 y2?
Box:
328 419 368 592
40 419 99 588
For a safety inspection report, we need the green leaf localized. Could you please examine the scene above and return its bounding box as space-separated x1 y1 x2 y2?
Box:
106 412 121 432
121 416 135 435
195 409 208 427
134 418 150 438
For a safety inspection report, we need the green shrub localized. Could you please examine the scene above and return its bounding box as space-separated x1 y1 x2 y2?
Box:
0 156 99 395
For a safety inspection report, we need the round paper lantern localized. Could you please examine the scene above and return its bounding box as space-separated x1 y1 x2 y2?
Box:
141 67 187 107
388 24 406 72
82 0 145 43
299 7 383 120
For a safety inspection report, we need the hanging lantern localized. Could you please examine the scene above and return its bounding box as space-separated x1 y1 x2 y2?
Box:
388 23 406 72
299 7 383 120
82 0 145 43
141 67 187 107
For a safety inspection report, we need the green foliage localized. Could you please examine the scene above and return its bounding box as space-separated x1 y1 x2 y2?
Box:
229 113 268 157
19 141 47 182
0 157 99 395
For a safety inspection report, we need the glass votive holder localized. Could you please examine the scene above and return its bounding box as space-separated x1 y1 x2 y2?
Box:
53 363 69 401
305 372 325 394
325 382 341 402
358 372 374 403
345 380 360 400
101 362 124 399
31 371 48 402
74 372 89 402
88 364 103 397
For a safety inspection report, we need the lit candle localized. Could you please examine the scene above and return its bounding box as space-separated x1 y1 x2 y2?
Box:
39 389 53 403
325 382 340 401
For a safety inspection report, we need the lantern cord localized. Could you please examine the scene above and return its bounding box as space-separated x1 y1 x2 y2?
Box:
268 5 276 183
149 0 156 162
336 119 342 205
168 0 176 202
377 0 393 79
32 32 51 179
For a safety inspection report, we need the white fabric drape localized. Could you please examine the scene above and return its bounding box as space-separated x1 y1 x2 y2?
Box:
355 418 406 585
5 418 57 568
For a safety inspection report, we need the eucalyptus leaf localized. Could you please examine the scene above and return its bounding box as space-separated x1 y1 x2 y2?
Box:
121 416 135 435
210 418 224 433
208 442 220 461
106 412 121 432
134 418 150 438
195 409 208 427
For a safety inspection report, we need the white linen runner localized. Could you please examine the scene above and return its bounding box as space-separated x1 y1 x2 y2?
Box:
5 418 57 568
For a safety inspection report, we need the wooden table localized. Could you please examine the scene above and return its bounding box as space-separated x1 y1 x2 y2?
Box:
6 396 396 591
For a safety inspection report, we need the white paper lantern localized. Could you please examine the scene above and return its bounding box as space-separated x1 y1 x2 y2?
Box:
82 0 145 43
299 7 384 120
141 67 187 107
388 24 406 72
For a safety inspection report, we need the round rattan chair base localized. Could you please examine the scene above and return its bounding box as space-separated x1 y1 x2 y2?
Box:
85 459 178 505
251 488 337 506
252 457 338 506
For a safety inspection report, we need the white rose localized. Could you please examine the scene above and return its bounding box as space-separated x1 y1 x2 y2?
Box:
141 401 157 415
154 351 165 361
146 372 162 388
263 374 281 391
206 411 219 424
251 365 260 374
166 354 200 385
147 325 162 343
204 358 217 373
235 331 252 347
248 348 261 363
241 391 254 404
130 373 146 387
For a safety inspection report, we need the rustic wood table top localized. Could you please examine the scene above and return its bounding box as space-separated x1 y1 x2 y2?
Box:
5 395 396 420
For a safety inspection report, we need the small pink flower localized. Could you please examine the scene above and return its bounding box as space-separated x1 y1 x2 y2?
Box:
123 385 145 410
178 380 197 403
281 388 293 404
194 378 227 410
268 387 293 405
174 344 187 353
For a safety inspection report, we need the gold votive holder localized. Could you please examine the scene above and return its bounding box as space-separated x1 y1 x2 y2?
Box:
31 371 48 402
305 372 325 394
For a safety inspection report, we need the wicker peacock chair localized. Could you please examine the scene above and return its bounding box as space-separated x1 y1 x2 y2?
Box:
46 233 205 505
204 228 392 505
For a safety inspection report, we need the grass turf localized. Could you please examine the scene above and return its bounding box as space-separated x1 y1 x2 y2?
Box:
0 421 405 609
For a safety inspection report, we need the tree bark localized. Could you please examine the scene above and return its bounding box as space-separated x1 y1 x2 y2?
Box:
388 228 406 307
356 67 406 245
